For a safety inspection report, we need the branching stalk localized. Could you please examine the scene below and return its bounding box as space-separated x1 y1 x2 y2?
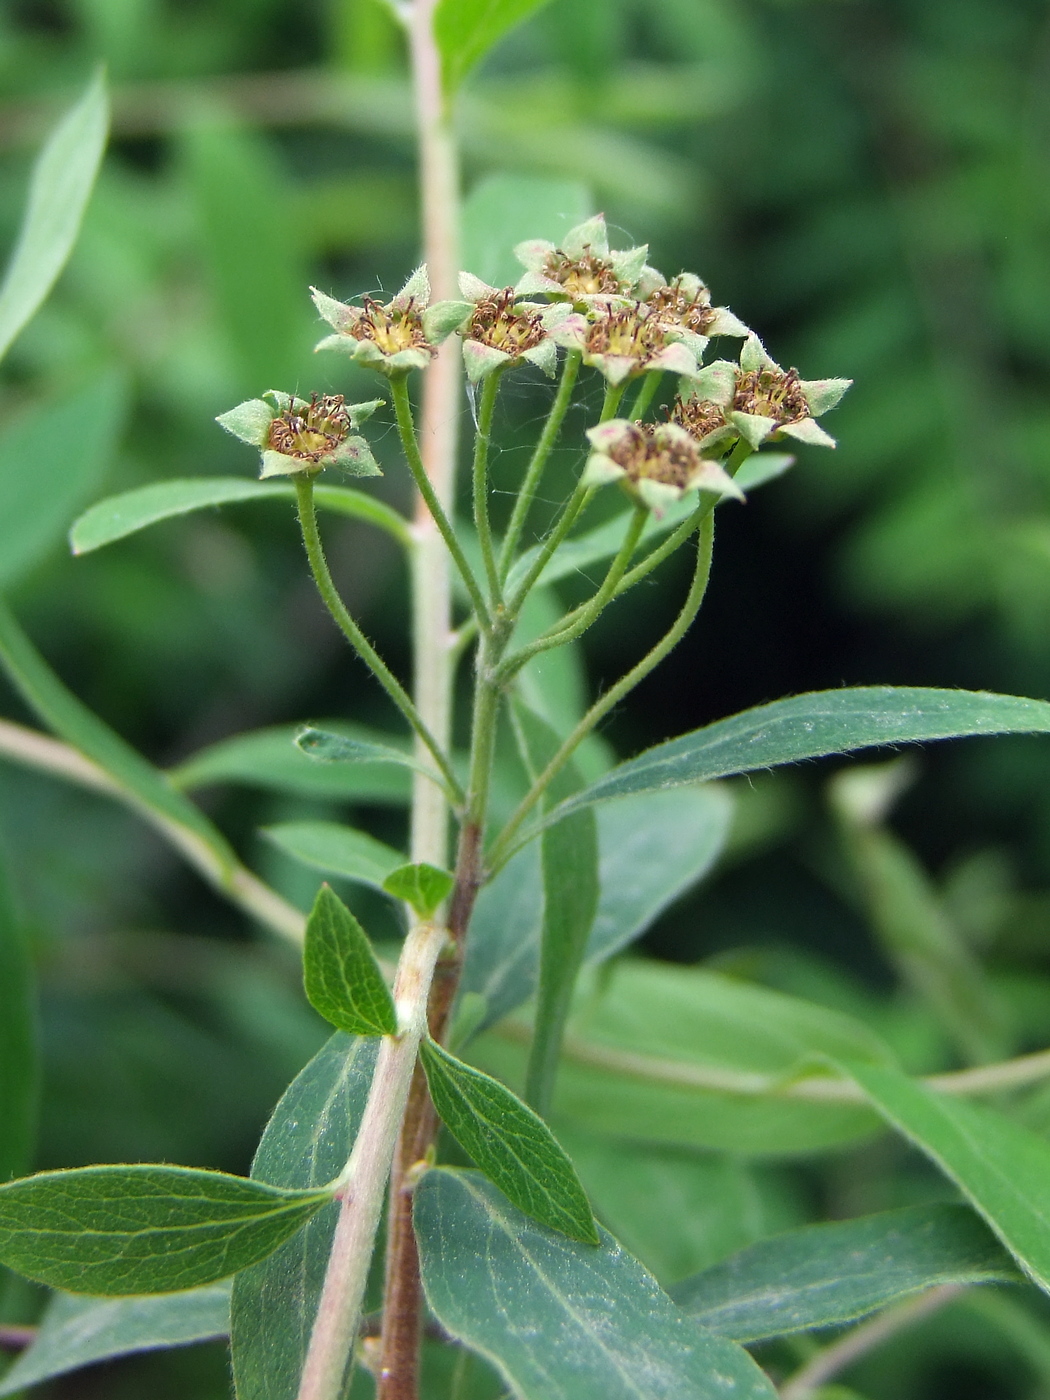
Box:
498 350 581 579
489 511 716 870
390 376 491 631
472 370 503 605
294 475 462 805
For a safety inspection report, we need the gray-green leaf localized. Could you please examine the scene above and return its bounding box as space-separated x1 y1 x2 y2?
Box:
0 71 108 364
414 1168 779 1400
69 477 410 555
0 1284 231 1396
231 1034 378 1400
672 1203 1019 1342
434 0 554 93
463 173 590 288
296 725 437 786
170 722 412 804
266 821 404 891
548 688 1050 826
382 862 455 917
0 1165 331 1295
418 1038 598 1243
847 1060 1050 1295
303 884 397 1036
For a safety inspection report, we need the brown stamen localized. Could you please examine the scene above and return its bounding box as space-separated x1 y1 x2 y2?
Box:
468 288 545 355
352 298 434 358
608 422 700 489
647 282 716 336
732 366 809 424
267 393 351 461
586 305 665 362
543 247 623 298
670 396 728 443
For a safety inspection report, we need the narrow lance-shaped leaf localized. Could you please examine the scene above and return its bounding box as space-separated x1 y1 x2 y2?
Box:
0 1165 332 1295
671 1203 1020 1343
297 725 441 787
303 885 397 1036
265 821 404 892
0 1284 231 1397
0 852 36 1181
514 703 598 1115
382 862 455 918
414 1168 779 1400
846 1059 1050 1294
418 1038 598 1243
545 688 1050 826
231 1034 379 1400
69 477 411 556
0 70 108 364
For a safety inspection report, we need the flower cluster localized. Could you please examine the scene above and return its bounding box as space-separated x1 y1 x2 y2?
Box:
216 391 383 478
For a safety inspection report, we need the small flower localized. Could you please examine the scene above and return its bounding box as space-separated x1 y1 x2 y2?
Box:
582 418 742 515
555 300 701 386
216 391 384 479
677 335 852 451
312 266 437 375
644 273 750 349
427 275 574 382
514 214 659 307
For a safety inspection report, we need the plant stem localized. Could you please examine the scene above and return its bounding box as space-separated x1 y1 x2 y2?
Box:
505 481 596 615
390 376 490 631
627 369 662 420
778 1285 963 1400
378 7 462 1397
295 921 447 1400
499 504 647 679
498 350 581 579
472 370 503 605
489 511 715 871
294 475 461 804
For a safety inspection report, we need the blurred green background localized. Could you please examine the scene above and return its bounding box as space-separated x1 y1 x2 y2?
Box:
4 1 1050 1395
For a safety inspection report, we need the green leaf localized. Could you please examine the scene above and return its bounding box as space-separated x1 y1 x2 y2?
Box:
0 71 108 365
435 0 555 94
0 852 36 1182
69 477 411 555
514 704 598 1115
733 452 795 492
472 959 888 1156
0 1165 331 1295
0 1283 231 1396
231 1034 378 1400
382 862 455 917
414 1168 779 1400
461 785 734 1032
418 1038 598 1243
0 601 236 874
847 1060 1050 1294
297 725 440 786
170 722 412 804
463 173 590 287
672 1203 1019 1342
265 820 404 891
303 884 396 1036
0 371 128 588
548 688 1050 826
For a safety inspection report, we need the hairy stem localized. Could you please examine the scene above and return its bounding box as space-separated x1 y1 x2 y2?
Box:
489 511 715 871
627 369 662 420
391 376 490 631
472 370 503 605
294 475 461 804
499 504 647 679
295 922 447 1400
498 350 581 579
505 480 596 615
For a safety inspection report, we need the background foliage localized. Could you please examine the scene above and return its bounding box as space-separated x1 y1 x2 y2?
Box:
3 1 1050 1396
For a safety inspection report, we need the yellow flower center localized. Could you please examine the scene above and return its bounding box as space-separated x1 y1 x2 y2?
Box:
733 367 809 423
353 298 434 357
268 394 351 461
468 289 545 355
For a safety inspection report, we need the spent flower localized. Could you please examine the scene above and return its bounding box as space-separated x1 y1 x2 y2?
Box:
514 214 660 307
312 266 438 376
583 418 742 516
676 334 852 451
426 274 576 383
555 300 701 386
216 390 383 479
644 272 750 350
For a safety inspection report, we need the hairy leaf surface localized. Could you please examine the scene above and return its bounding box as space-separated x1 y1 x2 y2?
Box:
303 885 396 1036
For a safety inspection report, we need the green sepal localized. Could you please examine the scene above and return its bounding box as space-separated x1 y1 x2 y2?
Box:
418 1037 599 1244
303 884 397 1037
382 862 455 918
